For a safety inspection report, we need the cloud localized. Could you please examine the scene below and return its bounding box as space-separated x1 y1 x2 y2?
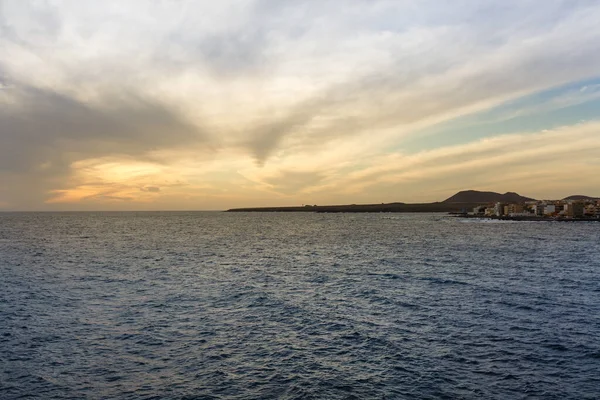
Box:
141 186 160 193
262 170 326 195
333 121 600 199
236 120 600 204
1 86 204 168
82 193 134 202
0 84 207 208
2 0 600 209
234 2 600 164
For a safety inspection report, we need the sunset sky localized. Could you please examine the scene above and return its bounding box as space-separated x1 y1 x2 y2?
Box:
1 0 600 211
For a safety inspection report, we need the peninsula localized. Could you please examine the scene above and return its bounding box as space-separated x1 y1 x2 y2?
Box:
227 190 529 213
226 190 600 219
227 202 477 213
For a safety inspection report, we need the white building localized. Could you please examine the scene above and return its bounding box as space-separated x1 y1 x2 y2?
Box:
494 202 505 216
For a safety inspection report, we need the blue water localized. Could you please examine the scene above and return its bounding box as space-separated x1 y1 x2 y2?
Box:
1 212 599 399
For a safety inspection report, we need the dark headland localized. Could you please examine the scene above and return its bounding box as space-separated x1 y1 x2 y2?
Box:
227 190 536 213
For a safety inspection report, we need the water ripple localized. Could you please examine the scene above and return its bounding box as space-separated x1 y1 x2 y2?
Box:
1 212 599 399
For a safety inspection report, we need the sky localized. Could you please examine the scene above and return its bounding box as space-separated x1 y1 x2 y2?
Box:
1 0 599 211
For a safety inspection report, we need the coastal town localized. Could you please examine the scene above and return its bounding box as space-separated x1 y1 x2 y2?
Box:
470 198 600 220
227 190 600 217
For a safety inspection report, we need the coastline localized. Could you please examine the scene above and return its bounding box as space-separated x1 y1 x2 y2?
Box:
226 202 482 213
226 190 599 218
452 214 599 222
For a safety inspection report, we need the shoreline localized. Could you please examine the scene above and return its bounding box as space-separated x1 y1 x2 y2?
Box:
226 202 483 213
452 214 599 222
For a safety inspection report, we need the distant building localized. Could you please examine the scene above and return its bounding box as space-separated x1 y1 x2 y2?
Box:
564 202 584 218
472 206 486 215
507 204 524 215
533 204 544 216
495 202 506 217
584 204 596 216
544 204 556 215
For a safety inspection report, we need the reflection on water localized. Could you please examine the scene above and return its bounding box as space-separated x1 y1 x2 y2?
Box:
1 212 599 399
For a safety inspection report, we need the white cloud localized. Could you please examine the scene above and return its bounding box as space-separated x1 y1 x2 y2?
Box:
1 0 600 208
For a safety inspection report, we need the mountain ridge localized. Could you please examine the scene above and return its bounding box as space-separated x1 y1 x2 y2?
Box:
443 190 535 204
562 195 599 201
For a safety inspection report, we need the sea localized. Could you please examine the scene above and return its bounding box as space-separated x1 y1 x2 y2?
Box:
1 212 599 399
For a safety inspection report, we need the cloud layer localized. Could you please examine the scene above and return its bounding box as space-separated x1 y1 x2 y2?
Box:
1 0 600 209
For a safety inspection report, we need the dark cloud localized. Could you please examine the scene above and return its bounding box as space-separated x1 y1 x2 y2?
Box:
246 102 319 164
0 85 207 208
1 86 205 170
141 186 160 193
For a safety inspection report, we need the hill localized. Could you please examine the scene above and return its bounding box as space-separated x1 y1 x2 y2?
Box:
562 195 599 201
443 190 535 204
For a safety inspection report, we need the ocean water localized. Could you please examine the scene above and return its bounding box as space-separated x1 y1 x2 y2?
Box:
1 212 599 399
